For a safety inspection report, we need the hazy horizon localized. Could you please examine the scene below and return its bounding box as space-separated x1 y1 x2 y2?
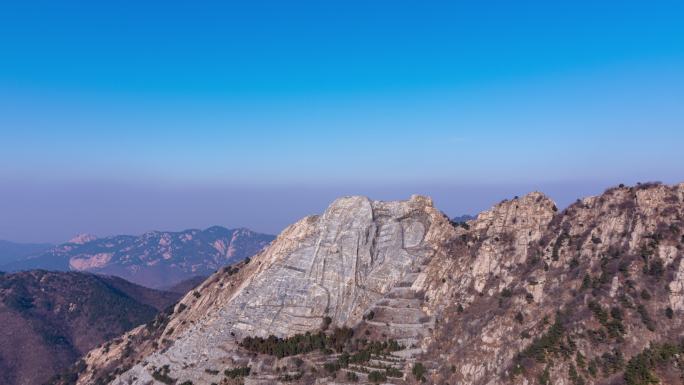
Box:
2 1 683 243
3 178 682 244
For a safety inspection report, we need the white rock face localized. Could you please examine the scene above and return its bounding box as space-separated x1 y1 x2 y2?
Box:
69 252 113 270
67 233 97 245
108 195 452 384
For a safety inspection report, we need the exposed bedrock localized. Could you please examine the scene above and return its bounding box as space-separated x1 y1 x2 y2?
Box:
104 195 454 385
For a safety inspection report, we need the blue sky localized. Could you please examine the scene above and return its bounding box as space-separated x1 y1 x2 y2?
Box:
1 1 683 242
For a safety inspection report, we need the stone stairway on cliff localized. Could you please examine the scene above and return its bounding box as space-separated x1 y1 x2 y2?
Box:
365 264 434 353
266 252 436 385
241 259 437 384
331 254 436 384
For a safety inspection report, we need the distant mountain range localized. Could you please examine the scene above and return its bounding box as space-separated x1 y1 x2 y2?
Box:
0 240 53 266
162 275 209 294
2 226 275 288
0 270 180 385
450 214 476 223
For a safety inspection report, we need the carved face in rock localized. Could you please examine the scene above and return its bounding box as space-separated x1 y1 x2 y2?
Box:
225 196 432 337
98 196 441 385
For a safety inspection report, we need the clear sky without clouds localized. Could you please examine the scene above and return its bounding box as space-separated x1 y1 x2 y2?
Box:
1 1 683 242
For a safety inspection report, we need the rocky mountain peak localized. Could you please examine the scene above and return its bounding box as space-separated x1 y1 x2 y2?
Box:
409 194 434 207
67 233 98 245
473 191 556 234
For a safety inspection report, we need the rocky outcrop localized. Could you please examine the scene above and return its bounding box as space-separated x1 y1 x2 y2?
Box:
63 183 684 385
418 183 684 385
68 233 98 245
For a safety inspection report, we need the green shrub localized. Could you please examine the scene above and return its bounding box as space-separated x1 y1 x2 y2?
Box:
619 260 631 276
151 365 175 385
587 359 598 377
581 275 591 290
552 232 569 261
278 371 303 382
576 352 586 369
619 293 634 308
640 289 651 301
647 259 664 277
240 330 334 358
623 343 682 385
588 300 609 325
515 312 524 324
538 366 550 385
606 319 625 338
610 306 623 320
385 367 403 378
323 362 340 373
224 366 251 378
517 315 565 363
587 328 607 344
637 304 655 331
412 362 427 381
568 364 585 385
368 370 387 383
569 258 580 269
600 350 625 375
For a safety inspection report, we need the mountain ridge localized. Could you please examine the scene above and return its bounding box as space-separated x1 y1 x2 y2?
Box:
0 270 181 385
3 226 275 289
0 240 53 266
58 183 684 385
